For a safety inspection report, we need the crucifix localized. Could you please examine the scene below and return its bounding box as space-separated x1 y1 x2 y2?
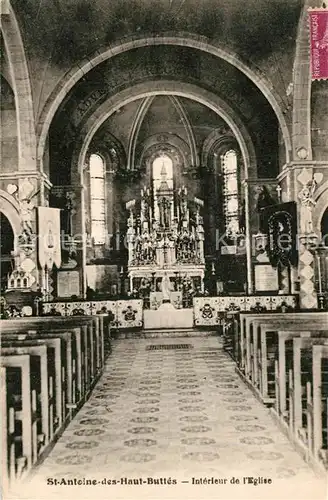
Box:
276 185 282 202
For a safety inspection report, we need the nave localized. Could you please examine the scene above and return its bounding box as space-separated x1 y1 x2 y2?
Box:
14 336 325 500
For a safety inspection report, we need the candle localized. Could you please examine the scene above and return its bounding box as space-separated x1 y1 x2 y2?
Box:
317 254 322 294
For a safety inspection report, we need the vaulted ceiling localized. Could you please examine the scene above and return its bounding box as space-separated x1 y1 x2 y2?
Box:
8 0 303 182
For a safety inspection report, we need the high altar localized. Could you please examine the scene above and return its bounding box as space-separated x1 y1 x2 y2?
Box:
126 159 205 308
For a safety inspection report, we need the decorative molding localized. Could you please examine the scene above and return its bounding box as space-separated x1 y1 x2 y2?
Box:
37 33 292 167
194 295 297 326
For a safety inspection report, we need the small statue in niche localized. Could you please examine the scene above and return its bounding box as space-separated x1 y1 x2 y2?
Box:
298 178 317 234
256 185 276 233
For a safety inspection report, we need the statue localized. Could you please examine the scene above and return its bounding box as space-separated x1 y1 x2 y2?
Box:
161 273 173 301
298 179 316 233
158 197 171 228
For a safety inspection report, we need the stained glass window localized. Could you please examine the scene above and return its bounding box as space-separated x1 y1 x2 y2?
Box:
90 153 106 244
152 154 174 223
222 150 239 236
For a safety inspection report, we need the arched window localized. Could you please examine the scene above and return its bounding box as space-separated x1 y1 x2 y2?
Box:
89 153 106 244
152 154 174 222
152 154 173 190
222 150 239 236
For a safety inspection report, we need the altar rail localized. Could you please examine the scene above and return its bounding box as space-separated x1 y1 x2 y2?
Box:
193 295 297 327
42 296 297 329
42 300 143 329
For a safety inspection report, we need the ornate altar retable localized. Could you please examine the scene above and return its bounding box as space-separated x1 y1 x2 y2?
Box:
125 161 205 308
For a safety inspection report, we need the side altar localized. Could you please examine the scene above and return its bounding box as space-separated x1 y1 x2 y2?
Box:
125 160 205 309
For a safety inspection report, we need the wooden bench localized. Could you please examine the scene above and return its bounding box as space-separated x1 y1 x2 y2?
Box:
259 323 328 406
2 355 33 482
0 314 112 492
239 312 327 378
312 344 328 467
2 329 76 422
267 334 328 474
292 336 328 448
2 344 48 461
221 311 240 362
1 337 61 441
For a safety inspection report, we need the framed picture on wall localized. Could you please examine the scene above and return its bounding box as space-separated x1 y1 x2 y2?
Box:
254 263 279 292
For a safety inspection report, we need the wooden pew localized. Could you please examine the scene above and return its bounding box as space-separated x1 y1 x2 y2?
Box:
269 334 328 473
2 322 83 407
1 337 61 442
259 324 328 406
239 312 327 378
222 311 240 362
293 336 328 440
2 365 10 491
2 344 48 462
2 355 32 479
2 314 105 378
1 329 75 424
312 344 328 467
0 314 110 491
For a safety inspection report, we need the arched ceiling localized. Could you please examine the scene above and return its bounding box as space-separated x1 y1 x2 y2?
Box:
13 0 301 69
49 43 279 184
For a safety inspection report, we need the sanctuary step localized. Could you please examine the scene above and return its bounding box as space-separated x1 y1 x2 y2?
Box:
113 328 218 339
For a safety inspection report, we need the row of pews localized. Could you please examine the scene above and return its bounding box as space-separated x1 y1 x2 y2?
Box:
222 310 328 474
1 314 112 491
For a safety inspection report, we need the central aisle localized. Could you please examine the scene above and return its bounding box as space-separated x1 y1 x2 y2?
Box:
19 337 325 500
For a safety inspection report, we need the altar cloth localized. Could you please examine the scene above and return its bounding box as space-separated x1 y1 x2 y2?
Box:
143 302 193 329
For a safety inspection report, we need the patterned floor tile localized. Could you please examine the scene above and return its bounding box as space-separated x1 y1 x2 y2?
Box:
25 336 324 500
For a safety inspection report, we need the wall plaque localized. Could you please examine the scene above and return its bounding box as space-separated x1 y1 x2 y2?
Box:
57 270 80 298
254 264 279 292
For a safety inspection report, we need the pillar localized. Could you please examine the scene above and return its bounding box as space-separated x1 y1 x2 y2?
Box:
296 167 318 309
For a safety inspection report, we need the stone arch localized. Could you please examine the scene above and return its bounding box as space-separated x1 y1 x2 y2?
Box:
68 81 257 185
143 143 182 187
127 96 154 171
0 190 21 250
138 133 191 170
314 184 328 236
37 33 291 165
1 5 36 171
202 129 244 171
88 131 126 171
169 96 198 167
127 95 198 171
292 3 312 160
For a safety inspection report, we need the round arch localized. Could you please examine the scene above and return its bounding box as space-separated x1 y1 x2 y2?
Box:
314 184 328 236
37 33 291 165
138 133 191 171
292 5 312 160
1 5 36 171
0 190 21 250
202 129 239 169
69 81 257 184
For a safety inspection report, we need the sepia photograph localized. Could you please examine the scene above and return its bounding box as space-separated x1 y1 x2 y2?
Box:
0 0 328 499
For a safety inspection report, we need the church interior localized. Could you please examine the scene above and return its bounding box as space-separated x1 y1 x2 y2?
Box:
1 0 328 498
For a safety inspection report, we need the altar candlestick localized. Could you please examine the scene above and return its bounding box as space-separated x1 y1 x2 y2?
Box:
317 254 322 294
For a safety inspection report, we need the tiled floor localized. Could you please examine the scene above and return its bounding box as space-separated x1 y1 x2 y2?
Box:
13 337 326 500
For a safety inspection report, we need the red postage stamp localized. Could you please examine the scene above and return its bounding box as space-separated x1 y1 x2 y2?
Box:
309 8 328 80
